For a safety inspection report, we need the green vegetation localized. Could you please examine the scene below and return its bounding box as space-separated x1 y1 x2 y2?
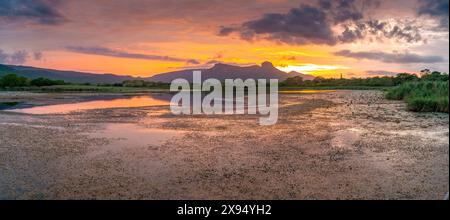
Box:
0 74 169 93
384 70 449 113
122 80 170 88
386 81 449 113
0 74 66 88
0 74 28 87
281 69 448 89
281 73 423 88
30 77 65 87
420 70 450 81
282 70 449 113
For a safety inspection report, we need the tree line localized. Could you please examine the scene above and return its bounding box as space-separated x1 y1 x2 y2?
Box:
0 74 66 88
0 73 173 88
2 70 448 89
280 70 449 87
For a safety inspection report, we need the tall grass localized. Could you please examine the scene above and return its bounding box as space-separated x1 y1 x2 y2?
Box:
386 81 449 113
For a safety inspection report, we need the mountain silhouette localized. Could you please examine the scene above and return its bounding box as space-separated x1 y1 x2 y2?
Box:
148 62 315 82
1 62 315 84
0 64 135 84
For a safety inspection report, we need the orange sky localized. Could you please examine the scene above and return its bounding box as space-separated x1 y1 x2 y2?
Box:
1 0 449 78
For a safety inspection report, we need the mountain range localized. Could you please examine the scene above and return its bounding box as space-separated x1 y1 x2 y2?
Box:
0 61 314 84
0 64 135 84
150 62 315 82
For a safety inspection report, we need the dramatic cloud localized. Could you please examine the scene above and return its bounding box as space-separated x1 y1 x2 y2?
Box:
219 0 424 45
219 3 338 45
67 46 200 64
339 20 423 43
319 0 366 24
335 50 445 63
0 0 66 25
244 4 338 45
0 0 448 75
418 0 449 30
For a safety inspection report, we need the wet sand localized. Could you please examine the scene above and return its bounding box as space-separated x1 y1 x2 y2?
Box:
0 90 448 199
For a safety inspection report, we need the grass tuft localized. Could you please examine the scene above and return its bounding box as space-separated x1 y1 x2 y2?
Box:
386 81 449 113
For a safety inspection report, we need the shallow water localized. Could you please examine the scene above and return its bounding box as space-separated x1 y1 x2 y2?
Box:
6 95 170 114
4 93 281 115
84 123 185 158
3 90 333 115
87 123 184 148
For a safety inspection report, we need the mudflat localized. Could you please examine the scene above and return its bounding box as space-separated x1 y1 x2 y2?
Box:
0 90 448 199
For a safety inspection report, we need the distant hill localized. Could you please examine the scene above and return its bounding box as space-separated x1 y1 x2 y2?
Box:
0 64 17 73
1 62 315 84
148 61 315 83
0 64 135 84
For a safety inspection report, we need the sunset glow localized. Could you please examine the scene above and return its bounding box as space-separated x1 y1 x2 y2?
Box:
1 0 448 78
0 0 449 202
277 64 350 75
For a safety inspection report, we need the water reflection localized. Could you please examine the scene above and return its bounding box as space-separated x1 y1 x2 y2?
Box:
4 93 274 115
87 123 184 148
7 95 171 115
4 90 330 115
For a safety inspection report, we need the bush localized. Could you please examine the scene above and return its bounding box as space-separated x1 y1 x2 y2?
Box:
281 71 448 88
30 77 65 87
122 80 169 88
421 71 449 81
407 97 448 112
393 73 419 85
0 74 28 87
386 81 449 113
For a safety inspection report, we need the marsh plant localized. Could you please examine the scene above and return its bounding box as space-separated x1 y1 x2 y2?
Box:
386 81 449 113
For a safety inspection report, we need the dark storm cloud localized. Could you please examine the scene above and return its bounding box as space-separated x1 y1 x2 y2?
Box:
223 3 339 45
418 0 449 30
67 46 200 64
335 50 445 63
326 0 365 24
0 0 65 25
219 0 424 45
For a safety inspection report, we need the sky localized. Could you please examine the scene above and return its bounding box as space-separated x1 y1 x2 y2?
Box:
0 0 449 78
